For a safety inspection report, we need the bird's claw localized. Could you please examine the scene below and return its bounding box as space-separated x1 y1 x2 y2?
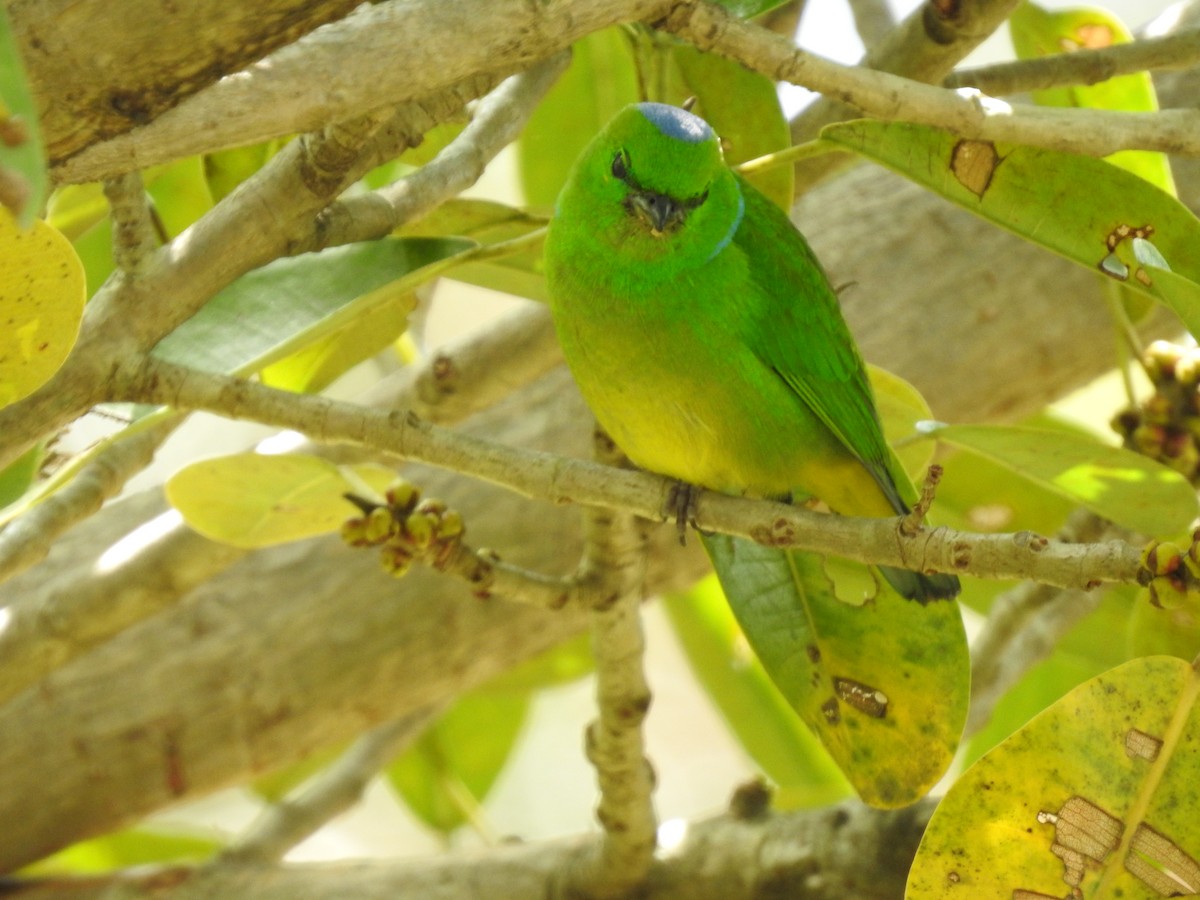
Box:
666 481 702 546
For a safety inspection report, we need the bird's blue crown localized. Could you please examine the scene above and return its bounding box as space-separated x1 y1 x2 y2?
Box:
636 102 713 144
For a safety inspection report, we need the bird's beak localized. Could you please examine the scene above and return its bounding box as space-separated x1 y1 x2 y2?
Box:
629 190 684 236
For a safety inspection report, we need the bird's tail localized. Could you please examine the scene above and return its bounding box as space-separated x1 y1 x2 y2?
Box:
879 566 960 604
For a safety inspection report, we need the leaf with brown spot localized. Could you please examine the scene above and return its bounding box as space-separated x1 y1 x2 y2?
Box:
0 210 85 407
822 120 1200 341
908 656 1200 898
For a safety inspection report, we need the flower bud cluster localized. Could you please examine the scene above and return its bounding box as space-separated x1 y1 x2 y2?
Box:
341 479 465 577
1111 340 1200 481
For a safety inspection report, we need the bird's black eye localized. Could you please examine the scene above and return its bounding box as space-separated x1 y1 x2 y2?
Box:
611 151 629 182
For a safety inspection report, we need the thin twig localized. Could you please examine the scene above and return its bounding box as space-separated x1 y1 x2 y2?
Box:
846 0 895 51
118 355 1145 592
572 431 655 896
786 0 1022 194
666 2 1200 158
102 172 158 274
0 411 186 585
946 28 1200 95
966 510 1116 736
220 707 443 865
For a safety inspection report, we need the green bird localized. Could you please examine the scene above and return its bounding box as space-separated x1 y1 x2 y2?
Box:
544 102 959 602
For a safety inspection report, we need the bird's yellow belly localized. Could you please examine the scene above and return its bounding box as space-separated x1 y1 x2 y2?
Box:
579 365 894 519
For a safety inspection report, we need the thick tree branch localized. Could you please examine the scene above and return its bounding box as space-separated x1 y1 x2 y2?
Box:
47 0 670 185
1 797 933 900
8 0 363 168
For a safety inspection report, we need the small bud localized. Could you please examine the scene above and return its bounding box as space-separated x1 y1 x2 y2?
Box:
1110 408 1141 440
1148 577 1188 610
1142 541 1183 577
341 517 370 547
1162 433 1199 478
380 543 413 578
1145 340 1185 383
439 509 465 539
416 498 447 516
1177 350 1200 389
1142 394 1174 427
1132 423 1166 456
386 479 419 514
404 512 435 549
365 506 398 543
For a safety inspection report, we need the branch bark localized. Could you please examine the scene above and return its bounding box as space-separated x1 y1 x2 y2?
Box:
1 798 934 900
8 0 362 168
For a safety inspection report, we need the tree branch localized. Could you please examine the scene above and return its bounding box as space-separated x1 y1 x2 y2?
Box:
9 0 363 168
786 0 1021 194
846 0 894 51
102 172 157 274
219 707 444 866
0 411 186 585
966 511 1117 736
118 356 1145 592
571 433 657 895
0 58 562 474
47 0 670 185
946 27 1200 96
2 797 932 900
666 2 1200 157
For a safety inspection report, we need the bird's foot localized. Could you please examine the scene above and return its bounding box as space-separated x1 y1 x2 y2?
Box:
666 481 703 546
900 464 945 536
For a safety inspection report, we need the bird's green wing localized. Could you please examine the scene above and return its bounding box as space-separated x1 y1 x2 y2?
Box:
732 175 909 513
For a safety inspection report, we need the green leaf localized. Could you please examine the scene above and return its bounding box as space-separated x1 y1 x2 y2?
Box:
165 453 396 548
702 536 969 808
0 442 41 509
396 198 546 244
46 184 109 241
662 576 852 809
669 45 793 210
152 237 470 377
821 120 1200 339
870 364 935 485
205 140 285 203
908 656 1200 898
712 0 793 16
259 295 413 394
518 28 640 208
388 690 529 835
0 211 87 407
1010 1 1175 194
18 827 222 876
251 744 345 803
964 586 1140 766
485 631 593 692
0 5 47 226
925 423 1198 536
145 156 214 238
397 199 549 302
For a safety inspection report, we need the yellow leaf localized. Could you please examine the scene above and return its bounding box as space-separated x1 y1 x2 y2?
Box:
165 453 396 548
0 209 85 407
